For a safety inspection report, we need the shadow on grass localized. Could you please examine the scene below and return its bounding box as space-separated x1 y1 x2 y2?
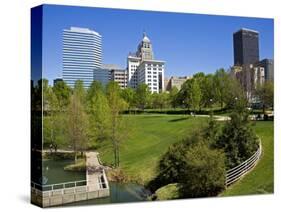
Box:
168 117 190 122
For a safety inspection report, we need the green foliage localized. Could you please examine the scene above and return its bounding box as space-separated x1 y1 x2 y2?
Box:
86 80 104 107
157 141 188 185
88 90 111 145
215 112 259 169
53 80 71 110
121 87 136 110
73 80 86 104
135 83 150 110
154 132 226 198
169 86 179 108
106 81 129 167
180 141 226 197
224 79 248 111
213 68 229 108
221 121 273 196
67 92 89 162
189 79 202 112
151 92 169 110
255 81 274 112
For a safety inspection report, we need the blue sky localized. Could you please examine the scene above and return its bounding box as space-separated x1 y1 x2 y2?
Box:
41 4 274 84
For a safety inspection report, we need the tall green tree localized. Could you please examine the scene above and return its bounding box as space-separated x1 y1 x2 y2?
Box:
213 69 229 109
121 87 136 112
255 81 274 114
66 90 89 162
73 80 86 105
88 90 111 146
106 81 128 167
189 79 202 112
42 79 62 150
169 86 179 109
86 80 104 107
135 83 150 110
151 92 169 110
53 80 71 111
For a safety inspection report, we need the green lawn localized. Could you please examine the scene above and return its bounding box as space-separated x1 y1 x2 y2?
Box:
99 114 206 184
221 121 274 196
99 115 274 196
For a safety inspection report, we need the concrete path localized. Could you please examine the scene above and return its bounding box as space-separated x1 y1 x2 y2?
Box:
86 152 103 192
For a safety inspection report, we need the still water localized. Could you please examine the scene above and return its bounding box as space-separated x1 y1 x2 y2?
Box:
42 159 149 205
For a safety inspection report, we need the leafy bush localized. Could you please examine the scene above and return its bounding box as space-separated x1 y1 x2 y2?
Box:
149 132 226 198
179 141 226 197
215 112 259 169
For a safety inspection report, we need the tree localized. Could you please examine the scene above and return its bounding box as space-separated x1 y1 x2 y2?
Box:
73 80 86 105
88 90 110 146
67 83 89 162
255 81 274 114
169 86 179 109
135 83 150 110
213 69 229 109
180 141 226 197
42 79 62 150
151 92 169 110
215 112 259 169
121 87 136 112
53 80 71 111
106 81 128 167
224 77 248 112
201 74 216 108
153 132 226 198
86 80 104 107
189 79 202 112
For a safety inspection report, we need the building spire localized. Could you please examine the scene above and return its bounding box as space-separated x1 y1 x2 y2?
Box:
143 30 147 38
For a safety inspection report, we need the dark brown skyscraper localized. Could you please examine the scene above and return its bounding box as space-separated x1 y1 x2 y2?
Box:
233 28 259 65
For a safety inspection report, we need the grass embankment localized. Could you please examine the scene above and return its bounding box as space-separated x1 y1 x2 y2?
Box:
221 121 274 196
99 114 206 184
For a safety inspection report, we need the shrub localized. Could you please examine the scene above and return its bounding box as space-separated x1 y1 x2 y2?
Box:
179 141 226 197
215 112 259 169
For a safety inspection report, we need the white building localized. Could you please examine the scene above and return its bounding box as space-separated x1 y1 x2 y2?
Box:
62 27 102 88
127 33 165 93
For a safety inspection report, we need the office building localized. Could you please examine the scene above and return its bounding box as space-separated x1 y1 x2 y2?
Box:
231 64 265 100
165 76 191 91
62 27 102 88
111 69 128 89
257 59 274 81
93 68 111 86
127 32 165 93
233 28 259 66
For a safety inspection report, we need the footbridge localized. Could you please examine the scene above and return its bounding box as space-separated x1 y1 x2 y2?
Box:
31 152 110 207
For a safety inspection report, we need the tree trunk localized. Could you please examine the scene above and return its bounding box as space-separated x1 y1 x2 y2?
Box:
75 152 77 163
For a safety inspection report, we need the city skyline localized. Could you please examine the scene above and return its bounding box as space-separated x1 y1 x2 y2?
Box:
41 4 274 85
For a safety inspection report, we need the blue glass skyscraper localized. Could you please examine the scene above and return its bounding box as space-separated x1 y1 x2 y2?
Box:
62 27 102 88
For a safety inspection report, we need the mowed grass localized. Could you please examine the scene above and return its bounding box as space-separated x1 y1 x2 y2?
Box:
221 121 274 196
99 114 206 184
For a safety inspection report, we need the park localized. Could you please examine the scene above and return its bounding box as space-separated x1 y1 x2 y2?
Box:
32 69 274 204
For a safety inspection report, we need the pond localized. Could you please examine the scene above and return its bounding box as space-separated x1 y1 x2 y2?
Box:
41 159 150 205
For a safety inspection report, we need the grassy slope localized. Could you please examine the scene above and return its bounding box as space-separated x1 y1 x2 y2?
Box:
221 121 274 196
99 115 206 184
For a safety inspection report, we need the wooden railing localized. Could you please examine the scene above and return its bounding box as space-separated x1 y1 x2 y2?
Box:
225 139 262 186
